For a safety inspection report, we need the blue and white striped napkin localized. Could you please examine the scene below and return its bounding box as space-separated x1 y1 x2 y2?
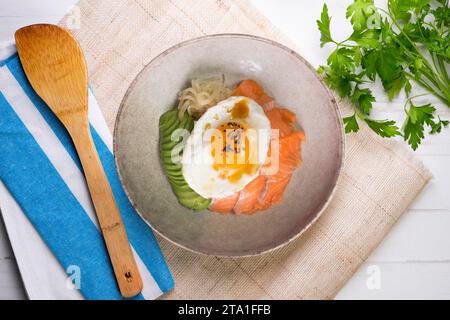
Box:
0 51 174 300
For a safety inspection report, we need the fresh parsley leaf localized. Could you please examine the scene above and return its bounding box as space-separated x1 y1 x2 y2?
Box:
323 71 354 98
430 117 449 134
364 118 401 137
388 0 413 21
404 79 412 96
343 114 360 133
385 74 408 100
327 47 355 72
317 4 333 47
317 65 326 74
317 0 450 149
380 18 394 44
414 58 423 70
350 29 382 49
351 87 375 114
362 46 407 99
360 50 378 81
389 0 430 21
408 103 435 124
434 4 450 27
322 68 366 98
403 103 436 150
346 0 375 31
362 47 402 84
354 47 362 66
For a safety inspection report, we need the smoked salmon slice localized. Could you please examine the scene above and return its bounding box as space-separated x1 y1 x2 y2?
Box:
208 79 305 214
265 107 297 138
209 193 239 213
233 175 267 214
232 80 274 107
256 175 292 211
263 131 304 181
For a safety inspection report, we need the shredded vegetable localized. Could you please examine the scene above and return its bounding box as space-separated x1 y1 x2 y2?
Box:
177 75 231 119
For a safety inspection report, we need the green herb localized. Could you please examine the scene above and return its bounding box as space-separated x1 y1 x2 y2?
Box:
317 0 450 149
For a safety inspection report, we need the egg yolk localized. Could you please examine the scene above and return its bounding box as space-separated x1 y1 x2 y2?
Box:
210 100 258 183
231 99 250 118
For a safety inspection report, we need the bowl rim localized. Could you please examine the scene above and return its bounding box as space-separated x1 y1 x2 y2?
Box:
113 33 345 257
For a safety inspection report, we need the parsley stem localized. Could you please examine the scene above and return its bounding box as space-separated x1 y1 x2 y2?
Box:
420 66 442 91
338 43 355 48
437 56 450 88
421 68 450 101
403 93 431 113
355 109 369 122
380 7 444 90
386 36 446 96
385 29 440 90
379 8 418 50
332 39 354 48
430 53 450 91
404 72 450 105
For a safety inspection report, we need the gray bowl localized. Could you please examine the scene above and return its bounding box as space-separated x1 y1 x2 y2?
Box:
114 34 344 256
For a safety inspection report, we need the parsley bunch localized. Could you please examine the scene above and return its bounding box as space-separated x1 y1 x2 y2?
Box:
317 0 450 149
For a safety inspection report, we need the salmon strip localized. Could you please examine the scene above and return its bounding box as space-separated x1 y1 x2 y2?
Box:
262 131 304 181
257 132 303 210
280 108 297 123
208 79 304 215
208 193 239 213
232 80 274 107
233 175 267 214
256 175 292 210
233 80 297 137
265 107 297 138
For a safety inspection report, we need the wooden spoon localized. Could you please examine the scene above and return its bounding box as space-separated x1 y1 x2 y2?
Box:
15 24 143 298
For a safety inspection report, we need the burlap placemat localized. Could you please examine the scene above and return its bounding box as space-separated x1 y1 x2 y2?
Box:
60 0 432 299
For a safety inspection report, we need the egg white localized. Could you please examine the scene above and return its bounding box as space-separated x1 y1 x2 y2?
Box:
182 96 271 199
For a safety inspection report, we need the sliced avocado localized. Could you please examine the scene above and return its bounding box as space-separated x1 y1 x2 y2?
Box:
178 195 211 211
161 138 182 151
184 121 194 132
163 161 182 171
159 111 179 132
168 175 186 184
178 112 190 128
172 183 194 194
165 168 184 179
161 148 181 160
162 121 181 140
161 113 190 141
174 188 199 198
192 198 212 211
159 108 210 211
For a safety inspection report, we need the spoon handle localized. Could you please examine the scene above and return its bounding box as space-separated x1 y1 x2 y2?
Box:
68 116 143 298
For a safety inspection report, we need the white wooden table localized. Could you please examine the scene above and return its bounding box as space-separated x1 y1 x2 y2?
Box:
1 0 449 300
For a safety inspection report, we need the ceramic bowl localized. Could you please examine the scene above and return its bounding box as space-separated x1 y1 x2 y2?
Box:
114 34 344 256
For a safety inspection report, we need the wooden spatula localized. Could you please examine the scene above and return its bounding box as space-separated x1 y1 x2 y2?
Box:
15 24 143 298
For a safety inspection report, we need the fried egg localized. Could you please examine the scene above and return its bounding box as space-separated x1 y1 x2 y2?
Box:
182 96 271 199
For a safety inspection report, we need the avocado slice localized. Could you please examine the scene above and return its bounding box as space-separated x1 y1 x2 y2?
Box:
159 108 210 211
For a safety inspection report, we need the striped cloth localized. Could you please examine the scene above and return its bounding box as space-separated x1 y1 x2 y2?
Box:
0 52 174 300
